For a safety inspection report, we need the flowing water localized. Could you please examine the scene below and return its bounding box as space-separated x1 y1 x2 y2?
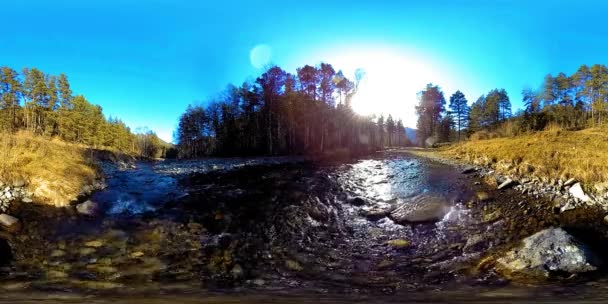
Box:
2 152 608 303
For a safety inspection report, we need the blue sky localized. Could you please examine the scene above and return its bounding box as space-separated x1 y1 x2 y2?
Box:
2 0 607 142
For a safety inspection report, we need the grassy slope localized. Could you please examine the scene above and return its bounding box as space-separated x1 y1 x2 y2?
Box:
441 128 608 191
0 132 99 206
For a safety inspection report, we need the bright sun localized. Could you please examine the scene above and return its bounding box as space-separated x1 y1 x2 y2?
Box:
326 47 445 129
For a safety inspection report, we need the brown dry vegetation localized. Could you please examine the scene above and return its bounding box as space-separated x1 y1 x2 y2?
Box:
0 132 99 206
442 128 608 192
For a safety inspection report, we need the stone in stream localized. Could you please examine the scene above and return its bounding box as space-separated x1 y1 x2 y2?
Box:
464 234 486 252
569 183 591 203
360 203 395 221
496 228 599 279
0 214 21 232
389 194 450 224
387 239 410 248
76 200 100 216
347 196 368 206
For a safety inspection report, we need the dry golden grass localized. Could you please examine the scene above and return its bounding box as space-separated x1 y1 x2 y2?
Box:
0 131 99 206
442 128 608 190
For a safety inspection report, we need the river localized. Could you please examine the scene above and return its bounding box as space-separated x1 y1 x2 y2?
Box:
1 151 607 303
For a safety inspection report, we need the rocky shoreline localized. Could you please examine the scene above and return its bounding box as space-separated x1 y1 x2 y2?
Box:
401 148 608 280
404 148 608 217
0 151 608 297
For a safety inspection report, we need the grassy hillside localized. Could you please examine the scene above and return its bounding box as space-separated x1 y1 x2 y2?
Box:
442 128 608 191
0 132 100 206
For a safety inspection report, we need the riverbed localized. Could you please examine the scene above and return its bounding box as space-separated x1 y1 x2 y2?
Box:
1 151 607 302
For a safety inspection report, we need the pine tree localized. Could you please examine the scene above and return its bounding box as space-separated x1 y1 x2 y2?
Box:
386 114 395 147
0 67 23 131
415 84 446 146
448 90 469 141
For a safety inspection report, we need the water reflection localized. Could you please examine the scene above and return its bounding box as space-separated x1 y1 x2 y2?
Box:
337 158 423 202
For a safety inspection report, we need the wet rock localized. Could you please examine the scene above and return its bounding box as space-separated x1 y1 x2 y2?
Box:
285 260 303 271
51 250 66 258
84 240 104 248
496 228 599 279
377 259 395 269
76 200 100 216
75 281 124 289
0 214 20 232
46 270 69 279
86 264 118 274
347 196 368 206
569 183 591 203
464 235 485 252
389 194 450 224
476 191 491 202
387 239 410 248
130 251 145 258
360 204 394 221
230 264 244 278
79 248 97 256
498 178 515 190
461 167 477 174
483 210 502 223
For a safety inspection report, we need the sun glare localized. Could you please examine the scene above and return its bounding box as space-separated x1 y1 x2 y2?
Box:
326 48 444 129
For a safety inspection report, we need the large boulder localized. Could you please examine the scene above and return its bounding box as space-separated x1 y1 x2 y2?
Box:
496 228 599 279
389 194 450 224
424 136 438 148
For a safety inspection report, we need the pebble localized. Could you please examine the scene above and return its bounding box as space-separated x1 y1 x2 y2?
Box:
387 239 410 248
497 178 515 190
46 270 69 279
285 260 303 271
476 191 491 202
50 250 66 258
129 251 145 258
84 240 104 248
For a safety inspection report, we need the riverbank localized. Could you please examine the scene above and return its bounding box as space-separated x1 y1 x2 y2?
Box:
400 129 608 215
441 128 608 196
1 149 608 302
2 152 606 297
0 133 136 208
